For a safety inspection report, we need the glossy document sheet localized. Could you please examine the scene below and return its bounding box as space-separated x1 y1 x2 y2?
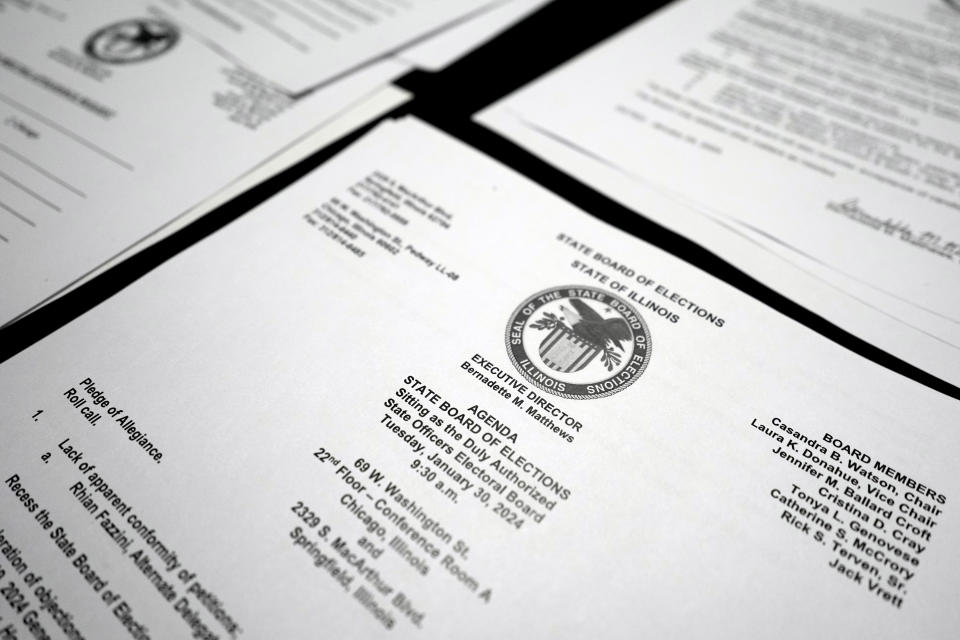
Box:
0 118 958 638
476 0 960 323
0 0 408 325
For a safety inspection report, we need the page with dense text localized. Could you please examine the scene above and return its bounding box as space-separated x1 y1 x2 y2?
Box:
477 0 960 324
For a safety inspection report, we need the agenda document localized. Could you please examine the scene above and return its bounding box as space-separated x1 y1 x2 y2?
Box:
0 118 957 638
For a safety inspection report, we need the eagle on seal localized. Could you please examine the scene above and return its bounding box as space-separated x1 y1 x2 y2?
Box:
559 299 631 351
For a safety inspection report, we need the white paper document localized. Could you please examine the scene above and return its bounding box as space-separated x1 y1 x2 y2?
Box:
478 106 960 386
1 117 958 638
0 0 410 325
476 0 960 326
151 0 500 93
46 85 411 308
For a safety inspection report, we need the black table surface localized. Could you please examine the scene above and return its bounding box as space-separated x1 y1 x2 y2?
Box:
2 0 957 401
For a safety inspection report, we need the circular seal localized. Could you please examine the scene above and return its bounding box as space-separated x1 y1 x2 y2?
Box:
505 286 652 400
84 19 180 64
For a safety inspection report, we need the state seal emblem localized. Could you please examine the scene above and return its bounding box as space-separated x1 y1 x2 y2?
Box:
85 19 180 64
506 286 652 399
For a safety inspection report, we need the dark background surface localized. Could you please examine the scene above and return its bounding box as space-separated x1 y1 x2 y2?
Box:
2 0 958 401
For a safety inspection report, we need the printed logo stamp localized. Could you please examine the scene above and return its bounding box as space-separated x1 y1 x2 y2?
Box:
506 286 652 399
85 19 180 64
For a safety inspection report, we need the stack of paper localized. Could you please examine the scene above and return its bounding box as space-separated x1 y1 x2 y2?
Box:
2 2 959 636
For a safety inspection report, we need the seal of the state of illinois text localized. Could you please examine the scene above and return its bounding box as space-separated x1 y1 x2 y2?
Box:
506 286 652 399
